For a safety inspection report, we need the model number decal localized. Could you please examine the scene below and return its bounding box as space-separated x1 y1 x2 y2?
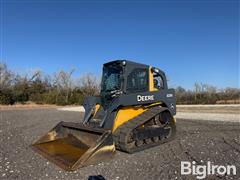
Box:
137 95 154 102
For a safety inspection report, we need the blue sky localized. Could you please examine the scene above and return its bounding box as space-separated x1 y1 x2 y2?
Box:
1 0 239 89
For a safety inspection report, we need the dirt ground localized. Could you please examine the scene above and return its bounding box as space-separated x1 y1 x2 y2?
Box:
0 104 59 110
177 105 240 114
0 109 239 180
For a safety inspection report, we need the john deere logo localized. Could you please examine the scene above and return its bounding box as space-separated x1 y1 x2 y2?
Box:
137 95 154 102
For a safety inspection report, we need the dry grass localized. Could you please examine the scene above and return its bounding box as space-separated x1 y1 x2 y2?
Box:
0 102 63 110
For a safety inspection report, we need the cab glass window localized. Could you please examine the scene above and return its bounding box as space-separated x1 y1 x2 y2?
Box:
153 72 164 89
127 68 148 92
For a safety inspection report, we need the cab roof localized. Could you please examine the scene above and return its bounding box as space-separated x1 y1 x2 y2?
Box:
103 60 149 69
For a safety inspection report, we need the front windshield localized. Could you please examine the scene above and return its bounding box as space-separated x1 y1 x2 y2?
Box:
101 65 122 92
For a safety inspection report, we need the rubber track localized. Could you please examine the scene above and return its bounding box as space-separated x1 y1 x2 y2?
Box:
113 106 176 153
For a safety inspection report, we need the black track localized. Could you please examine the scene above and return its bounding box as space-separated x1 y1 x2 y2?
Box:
113 106 176 153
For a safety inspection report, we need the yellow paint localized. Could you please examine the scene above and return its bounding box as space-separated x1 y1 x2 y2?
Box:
145 102 162 108
149 67 158 91
47 131 57 141
34 136 88 166
173 117 176 123
93 104 101 117
112 106 147 132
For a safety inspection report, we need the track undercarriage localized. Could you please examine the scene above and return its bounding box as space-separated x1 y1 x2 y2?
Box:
113 106 176 153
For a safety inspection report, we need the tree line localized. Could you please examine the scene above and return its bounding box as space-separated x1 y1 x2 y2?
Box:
175 83 239 104
0 63 100 105
0 63 239 105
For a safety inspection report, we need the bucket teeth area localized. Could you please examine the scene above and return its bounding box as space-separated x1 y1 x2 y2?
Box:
32 122 115 170
33 134 89 168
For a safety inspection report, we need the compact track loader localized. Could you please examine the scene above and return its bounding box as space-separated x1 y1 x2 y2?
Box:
32 60 176 171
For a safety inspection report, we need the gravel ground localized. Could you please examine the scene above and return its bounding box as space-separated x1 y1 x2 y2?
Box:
177 105 240 114
177 112 239 122
0 109 240 180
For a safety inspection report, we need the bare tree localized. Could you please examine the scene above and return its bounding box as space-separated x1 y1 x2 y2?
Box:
77 73 100 96
194 82 201 102
53 69 75 103
0 63 14 90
